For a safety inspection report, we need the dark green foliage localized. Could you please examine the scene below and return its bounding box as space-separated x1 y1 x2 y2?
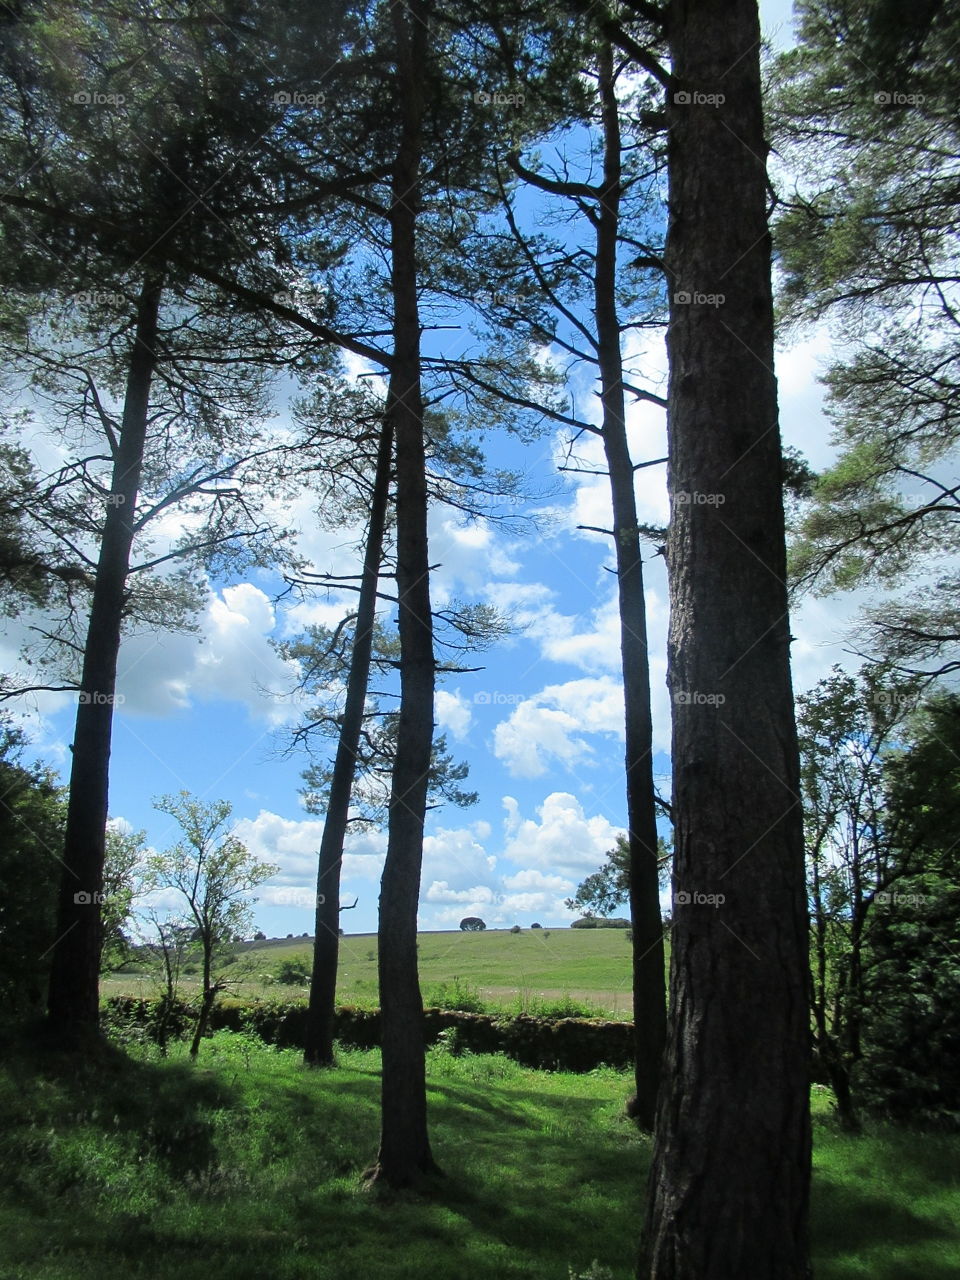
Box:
855 873 960 1126
571 917 599 929
853 694 960 1123
0 723 64 1016
459 916 486 931
277 958 311 986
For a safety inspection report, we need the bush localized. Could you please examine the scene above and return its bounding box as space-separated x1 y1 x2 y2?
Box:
571 917 598 929
277 958 311 985
531 922 542 928
425 976 486 1013
459 916 486 931
510 924 521 934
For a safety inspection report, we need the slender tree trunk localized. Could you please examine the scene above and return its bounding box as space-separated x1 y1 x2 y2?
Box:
46 273 163 1047
640 1 811 1274
366 0 439 1189
304 418 393 1067
190 944 216 1059
594 42 667 1132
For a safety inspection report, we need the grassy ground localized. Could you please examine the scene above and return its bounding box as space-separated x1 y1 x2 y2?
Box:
0 1029 957 1279
101 927 642 1018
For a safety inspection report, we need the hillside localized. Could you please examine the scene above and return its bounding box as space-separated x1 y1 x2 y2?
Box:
102 926 644 1017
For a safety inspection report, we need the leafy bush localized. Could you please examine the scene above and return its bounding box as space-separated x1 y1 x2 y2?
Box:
510 924 521 934
425 976 485 1013
277 959 311 985
571 917 598 929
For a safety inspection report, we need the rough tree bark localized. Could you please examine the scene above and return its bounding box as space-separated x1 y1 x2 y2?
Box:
639 0 811 1274
304 418 393 1067
594 42 667 1132
366 0 440 1188
46 272 163 1046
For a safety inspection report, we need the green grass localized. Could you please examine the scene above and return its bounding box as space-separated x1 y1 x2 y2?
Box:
1 1032 957 1279
102 927 643 1018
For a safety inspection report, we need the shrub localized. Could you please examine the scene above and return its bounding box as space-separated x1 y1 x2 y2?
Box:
571 917 598 929
510 924 521 934
277 958 311 985
425 976 486 1013
459 916 486 931
531 921 542 928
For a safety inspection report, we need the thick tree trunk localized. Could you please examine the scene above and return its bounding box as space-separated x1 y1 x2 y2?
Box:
640 1 811 1275
304 418 393 1067
594 42 667 1133
366 0 439 1189
46 274 163 1047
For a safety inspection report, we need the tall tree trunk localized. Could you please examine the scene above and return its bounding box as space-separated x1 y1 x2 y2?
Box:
46 273 163 1046
366 0 439 1189
304 417 393 1067
640 0 811 1274
594 42 667 1132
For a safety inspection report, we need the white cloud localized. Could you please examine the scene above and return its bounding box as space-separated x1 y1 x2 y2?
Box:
499 867 576 918
435 688 472 740
429 513 522 603
502 791 620 877
422 821 497 892
112 583 302 723
232 809 387 900
493 675 626 777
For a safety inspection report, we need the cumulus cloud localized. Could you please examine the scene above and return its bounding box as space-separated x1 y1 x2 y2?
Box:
493 676 626 777
499 867 576 918
501 791 620 877
429 513 521 603
113 583 302 723
422 821 497 892
231 809 387 909
435 688 472 740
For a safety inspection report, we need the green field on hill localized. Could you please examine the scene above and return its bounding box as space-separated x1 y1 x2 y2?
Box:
102 926 645 1018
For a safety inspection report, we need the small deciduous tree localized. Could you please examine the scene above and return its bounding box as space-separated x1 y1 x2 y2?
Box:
146 792 277 1058
459 917 486 931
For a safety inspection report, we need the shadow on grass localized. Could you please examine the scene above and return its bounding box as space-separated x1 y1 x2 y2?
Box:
0 1023 239 1183
813 1175 954 1248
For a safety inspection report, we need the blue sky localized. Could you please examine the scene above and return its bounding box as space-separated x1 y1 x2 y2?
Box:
5 0 867 940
